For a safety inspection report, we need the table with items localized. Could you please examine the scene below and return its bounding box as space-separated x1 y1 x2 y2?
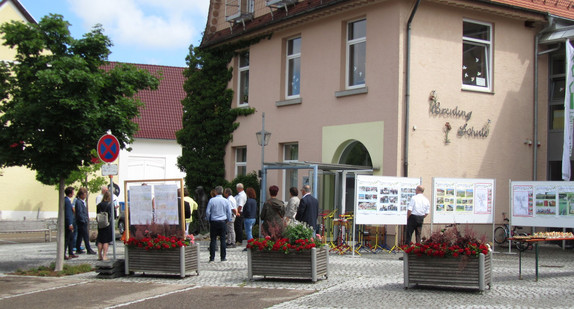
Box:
510 232 574 281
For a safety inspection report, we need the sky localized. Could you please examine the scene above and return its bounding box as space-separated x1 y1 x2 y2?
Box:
19 0 210 67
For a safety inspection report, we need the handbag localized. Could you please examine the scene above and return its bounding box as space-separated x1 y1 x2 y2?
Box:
97 211 109 228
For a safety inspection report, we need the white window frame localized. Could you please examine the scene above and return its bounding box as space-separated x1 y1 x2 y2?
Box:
235 147 247 177
237 51 250 106
346 18 366 90
286 36 301 99
462 19 492 92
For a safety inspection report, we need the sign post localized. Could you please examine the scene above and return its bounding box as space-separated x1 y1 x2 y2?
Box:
97 134 120 260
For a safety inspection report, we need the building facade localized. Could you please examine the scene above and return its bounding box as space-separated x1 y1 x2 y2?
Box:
201 0 574 226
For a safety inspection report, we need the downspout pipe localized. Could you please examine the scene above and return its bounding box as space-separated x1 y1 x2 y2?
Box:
533 14 555 180
404 0 421 177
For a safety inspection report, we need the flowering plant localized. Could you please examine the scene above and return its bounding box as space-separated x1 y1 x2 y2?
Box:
247 223 322 254
125 234 194 250
401 225 491 258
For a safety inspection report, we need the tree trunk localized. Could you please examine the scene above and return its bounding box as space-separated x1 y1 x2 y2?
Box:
54 177 66 271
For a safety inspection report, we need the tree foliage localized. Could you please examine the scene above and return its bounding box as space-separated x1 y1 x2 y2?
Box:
0 14 159 270
0 14 159 183
177 42 258 192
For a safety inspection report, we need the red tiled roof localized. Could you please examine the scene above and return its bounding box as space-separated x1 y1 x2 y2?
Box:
202 0 574 47
105 62 186 140
492 0 574 20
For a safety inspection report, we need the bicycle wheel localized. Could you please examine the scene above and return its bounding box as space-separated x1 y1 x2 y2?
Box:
515 233 530 251
494 226 507 244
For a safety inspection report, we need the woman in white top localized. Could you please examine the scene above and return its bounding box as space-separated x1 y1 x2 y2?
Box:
285 187 300 224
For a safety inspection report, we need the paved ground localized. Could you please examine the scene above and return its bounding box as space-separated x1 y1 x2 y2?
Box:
1 235 574 308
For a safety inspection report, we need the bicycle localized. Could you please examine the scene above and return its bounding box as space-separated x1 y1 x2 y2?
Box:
494 212 531 251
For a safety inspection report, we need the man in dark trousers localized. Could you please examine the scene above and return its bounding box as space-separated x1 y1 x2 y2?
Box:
64 186 78 260
74 187 96 254
295 185 319 232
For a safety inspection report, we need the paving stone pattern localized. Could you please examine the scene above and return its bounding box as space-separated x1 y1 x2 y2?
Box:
2 240 574 308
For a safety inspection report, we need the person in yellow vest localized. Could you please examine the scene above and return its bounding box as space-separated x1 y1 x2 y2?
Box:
183 188 198 235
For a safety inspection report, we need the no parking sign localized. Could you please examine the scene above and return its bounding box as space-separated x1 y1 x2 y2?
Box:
97 134 120 163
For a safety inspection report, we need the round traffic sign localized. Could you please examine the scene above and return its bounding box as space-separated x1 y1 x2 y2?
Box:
97 134 120 163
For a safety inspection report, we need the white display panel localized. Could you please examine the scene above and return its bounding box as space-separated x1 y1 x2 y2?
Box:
432 178 495 224
511 181 574 228
355 175 421 225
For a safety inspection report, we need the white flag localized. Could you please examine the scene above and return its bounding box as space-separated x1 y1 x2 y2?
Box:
562 39 574 180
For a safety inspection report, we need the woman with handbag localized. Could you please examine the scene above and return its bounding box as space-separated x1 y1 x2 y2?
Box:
96 191 113 261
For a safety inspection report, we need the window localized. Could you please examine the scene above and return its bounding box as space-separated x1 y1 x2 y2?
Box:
462 20 492 91
283 143 298 200
235 147 247 176
286 37 301 98
347 19 366 89
238 51 250 106
550 54 566 130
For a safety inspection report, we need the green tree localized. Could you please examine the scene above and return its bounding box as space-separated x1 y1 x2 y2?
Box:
54 150 108 209
177 44 255 193
0 15 159 270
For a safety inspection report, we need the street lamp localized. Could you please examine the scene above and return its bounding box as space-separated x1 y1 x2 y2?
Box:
256 112 271 237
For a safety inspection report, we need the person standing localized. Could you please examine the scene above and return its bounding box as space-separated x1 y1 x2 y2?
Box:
205 186 232 262
285 187 300 225
234 183 247 246
296 185 319 232
183 188 198 235
405 185 430 244
261 185 285 239
242 187 258 243
64 186 78 260
224 187 238 248
96 191 114 261
74 188 96 254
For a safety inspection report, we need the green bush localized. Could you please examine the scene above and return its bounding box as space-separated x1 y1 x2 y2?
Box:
283 223 315 243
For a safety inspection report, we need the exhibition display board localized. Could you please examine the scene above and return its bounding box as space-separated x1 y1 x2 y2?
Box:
511 181 574 228
355 175 421 225
432 178 495 224
124 178 186 240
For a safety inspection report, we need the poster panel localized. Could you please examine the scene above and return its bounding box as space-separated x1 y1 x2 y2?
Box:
511 181 574 228
355 175 421 225
128 185 153 225
154 184 179 225
432 178 495 224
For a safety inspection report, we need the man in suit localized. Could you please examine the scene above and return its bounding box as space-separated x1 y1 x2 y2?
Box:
295 185 319 232
74 187 96 254
64 186 78 260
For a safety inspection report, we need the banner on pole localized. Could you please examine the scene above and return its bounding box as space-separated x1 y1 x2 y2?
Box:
562 39 574 180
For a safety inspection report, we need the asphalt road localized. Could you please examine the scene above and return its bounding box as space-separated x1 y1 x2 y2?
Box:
0 276 311 309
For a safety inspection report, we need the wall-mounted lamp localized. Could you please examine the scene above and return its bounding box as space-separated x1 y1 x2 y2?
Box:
524 139 533 146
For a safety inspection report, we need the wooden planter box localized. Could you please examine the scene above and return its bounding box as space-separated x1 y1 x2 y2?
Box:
403 252 491 291
248 245 329 282
125 243 200 278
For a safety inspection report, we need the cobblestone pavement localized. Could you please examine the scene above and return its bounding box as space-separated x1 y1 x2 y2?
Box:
1 239 574 308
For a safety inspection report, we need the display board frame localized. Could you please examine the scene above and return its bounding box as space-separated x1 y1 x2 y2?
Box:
432 177 495 224
355 175 421 225
510 180 574 228
124 178 186 240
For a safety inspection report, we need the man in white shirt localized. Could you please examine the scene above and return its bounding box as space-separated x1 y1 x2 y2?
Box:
234 183 247 245
405 185 430 244
96 185 119 207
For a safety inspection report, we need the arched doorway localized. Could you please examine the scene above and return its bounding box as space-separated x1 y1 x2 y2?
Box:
338 141 372 167
338 141 373 215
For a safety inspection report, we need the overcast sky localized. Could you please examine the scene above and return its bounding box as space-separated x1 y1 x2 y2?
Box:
19 0 210 67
